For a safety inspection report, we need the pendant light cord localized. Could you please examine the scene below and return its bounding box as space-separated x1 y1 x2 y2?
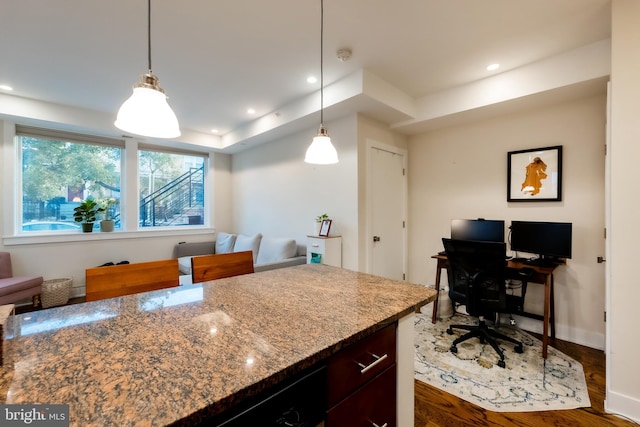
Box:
320 0 324 126
147 0 152 73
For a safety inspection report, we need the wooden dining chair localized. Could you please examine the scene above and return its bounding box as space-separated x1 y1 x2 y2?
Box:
191 250 255 284
85 259 179 302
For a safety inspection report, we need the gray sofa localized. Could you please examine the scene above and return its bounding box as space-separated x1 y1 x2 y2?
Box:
175 232 306 284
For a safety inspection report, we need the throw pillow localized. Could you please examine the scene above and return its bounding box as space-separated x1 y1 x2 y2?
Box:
256 238 297 264
216 232 237 254
233 233 263 263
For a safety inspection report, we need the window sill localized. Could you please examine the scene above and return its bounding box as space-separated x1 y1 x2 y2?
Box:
3 227 215 246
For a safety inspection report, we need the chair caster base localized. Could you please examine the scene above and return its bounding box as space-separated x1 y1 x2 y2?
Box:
498 360 506 368
446 328 454 335
515 345 524 354
450 345 458 354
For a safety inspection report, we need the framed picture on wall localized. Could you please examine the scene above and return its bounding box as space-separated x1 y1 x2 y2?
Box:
319 219 332 237
507 145 563 202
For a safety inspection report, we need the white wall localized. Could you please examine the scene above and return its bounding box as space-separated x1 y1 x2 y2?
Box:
212 152 234 232
407 94 607 349
607 0 640 421
231 115 359 270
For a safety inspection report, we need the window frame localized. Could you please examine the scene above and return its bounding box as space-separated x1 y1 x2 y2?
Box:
137 145 207 230
2 122 213 246
17 125 124 235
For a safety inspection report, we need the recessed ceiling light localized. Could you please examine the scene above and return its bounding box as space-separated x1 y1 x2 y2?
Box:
307 76 317 84
247 108 256 115
0 84 13 91
211 129 219 134
486 63 500 71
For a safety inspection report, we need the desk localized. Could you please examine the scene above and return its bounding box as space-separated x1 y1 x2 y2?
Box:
430 254 562 359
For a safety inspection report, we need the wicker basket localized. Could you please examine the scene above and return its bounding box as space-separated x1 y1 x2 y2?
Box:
41 278 72 308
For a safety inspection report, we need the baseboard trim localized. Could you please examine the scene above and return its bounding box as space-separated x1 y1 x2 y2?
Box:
605 390 640 424
422 303 606 351
512 315 605 351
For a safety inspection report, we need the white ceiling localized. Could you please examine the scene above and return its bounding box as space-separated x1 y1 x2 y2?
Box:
0 0 611 152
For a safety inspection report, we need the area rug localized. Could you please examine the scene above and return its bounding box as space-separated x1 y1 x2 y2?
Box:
414 313 591 412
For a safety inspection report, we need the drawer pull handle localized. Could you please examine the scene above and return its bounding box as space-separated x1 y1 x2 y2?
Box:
358 353 388 374
371 422 388 427
311 244 320 248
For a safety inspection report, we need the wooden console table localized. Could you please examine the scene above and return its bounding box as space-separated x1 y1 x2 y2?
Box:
430 254 562 359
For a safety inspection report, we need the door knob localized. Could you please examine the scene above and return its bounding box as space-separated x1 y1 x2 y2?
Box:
597 256 606 263
373 236 381 242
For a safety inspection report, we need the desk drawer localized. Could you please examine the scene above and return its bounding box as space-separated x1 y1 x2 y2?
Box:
326 364 396 427
327 323 396 407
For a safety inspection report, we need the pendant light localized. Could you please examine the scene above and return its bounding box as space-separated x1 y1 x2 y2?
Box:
115 0 180 138
305 0 338 164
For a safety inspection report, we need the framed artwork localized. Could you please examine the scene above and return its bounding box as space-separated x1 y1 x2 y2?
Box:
507 145 562 202
319 219 332 237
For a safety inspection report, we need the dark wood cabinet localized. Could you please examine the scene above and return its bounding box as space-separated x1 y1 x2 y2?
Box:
327 365 396 427
326 323 397 426
208 323 399 426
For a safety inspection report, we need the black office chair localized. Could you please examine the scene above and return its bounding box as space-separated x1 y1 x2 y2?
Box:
442 238 523 368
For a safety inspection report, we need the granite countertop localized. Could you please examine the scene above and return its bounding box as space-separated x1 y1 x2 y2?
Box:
0 264 436 426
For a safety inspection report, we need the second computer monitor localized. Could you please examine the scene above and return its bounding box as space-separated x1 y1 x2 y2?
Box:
450 219 505 243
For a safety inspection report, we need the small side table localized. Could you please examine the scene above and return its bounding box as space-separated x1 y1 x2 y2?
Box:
307 235 342 267
41 278 72 308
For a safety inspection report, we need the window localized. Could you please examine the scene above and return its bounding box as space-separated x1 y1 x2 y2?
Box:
18 127 122 233
138 149 205 228
14 126 208 235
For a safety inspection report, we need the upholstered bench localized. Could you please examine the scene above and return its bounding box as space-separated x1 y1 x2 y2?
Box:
0 252 43 307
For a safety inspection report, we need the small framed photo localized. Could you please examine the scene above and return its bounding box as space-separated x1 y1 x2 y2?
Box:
319 219 332 237
507 145 562 202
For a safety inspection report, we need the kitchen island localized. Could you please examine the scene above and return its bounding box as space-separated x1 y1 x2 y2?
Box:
0 264 436 426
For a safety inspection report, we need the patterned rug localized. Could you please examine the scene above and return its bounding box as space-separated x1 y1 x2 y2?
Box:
414 313 591 412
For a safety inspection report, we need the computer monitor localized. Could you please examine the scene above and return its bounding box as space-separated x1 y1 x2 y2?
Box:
510 221 572 262
450 219 505 243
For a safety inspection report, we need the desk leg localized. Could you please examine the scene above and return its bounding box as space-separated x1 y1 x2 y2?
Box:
431 262 443 324
542 275 551 359
550 274 556 339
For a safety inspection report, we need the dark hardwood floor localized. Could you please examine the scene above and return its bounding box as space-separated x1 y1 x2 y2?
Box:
415 334 639 427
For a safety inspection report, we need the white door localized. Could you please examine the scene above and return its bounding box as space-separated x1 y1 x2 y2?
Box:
367 141 407 280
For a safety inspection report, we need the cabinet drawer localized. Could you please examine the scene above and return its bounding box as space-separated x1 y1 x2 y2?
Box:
326 364 396 427
327 323 396 407
308 238 327 254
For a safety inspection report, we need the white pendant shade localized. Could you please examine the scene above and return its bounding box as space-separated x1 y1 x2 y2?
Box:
115 85 180 138
305 0 338 165
305 131 338 164
115 0 180 139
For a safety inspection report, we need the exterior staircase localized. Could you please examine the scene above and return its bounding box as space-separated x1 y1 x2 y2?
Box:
140 166 204 227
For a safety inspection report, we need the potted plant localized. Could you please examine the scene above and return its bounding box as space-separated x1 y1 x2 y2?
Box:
73 198 104 232
99 198 119 232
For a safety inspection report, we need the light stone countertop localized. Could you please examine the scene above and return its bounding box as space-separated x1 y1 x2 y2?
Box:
0 264 436 426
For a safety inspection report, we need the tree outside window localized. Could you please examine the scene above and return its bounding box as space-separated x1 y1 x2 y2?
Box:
20 136 121 231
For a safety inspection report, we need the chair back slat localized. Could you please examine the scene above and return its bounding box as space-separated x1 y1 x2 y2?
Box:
86 259 179 302
191 251 254 284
